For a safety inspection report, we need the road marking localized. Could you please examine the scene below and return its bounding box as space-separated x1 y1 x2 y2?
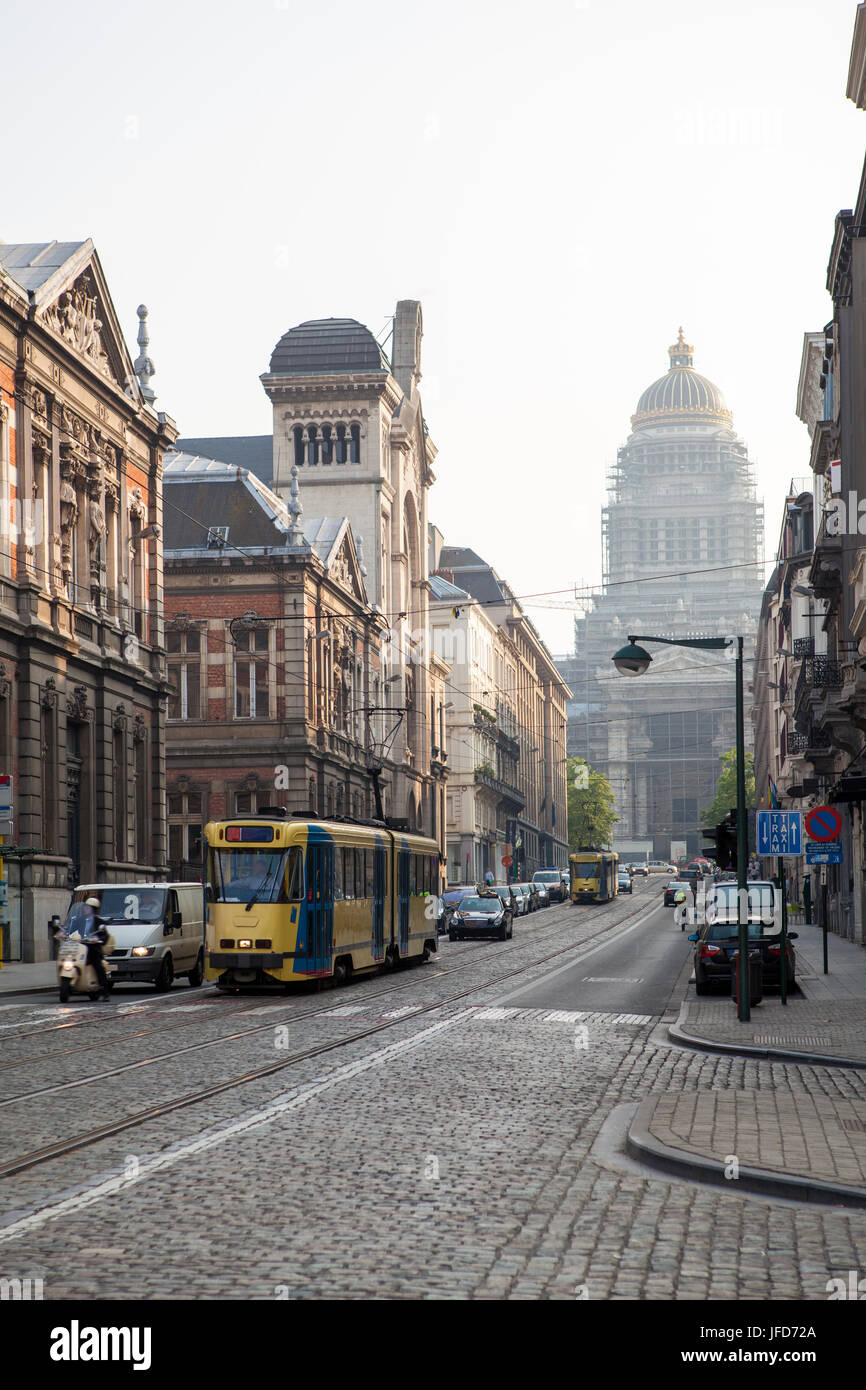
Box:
582 976 644 983
0 1007 479 1245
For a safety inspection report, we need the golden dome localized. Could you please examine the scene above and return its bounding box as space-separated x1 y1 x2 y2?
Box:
631 329 732 430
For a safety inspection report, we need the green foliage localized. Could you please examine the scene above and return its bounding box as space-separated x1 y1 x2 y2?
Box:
567 757 617 850
702 749 755 825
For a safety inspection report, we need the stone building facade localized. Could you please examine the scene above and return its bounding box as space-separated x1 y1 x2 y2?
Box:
176 303 444 843
558 332 764 861
429 544 570 881
0 241 177 960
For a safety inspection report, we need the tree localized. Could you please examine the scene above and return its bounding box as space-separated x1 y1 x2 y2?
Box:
567 757 617 850
702 749 755 826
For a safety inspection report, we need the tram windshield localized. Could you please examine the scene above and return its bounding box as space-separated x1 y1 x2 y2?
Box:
211 848 303 904
573 863 601 879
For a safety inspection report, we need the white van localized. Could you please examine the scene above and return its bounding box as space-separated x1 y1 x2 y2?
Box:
66 883 205 991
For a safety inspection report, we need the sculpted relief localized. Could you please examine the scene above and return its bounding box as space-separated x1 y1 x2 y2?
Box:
43 274 116 381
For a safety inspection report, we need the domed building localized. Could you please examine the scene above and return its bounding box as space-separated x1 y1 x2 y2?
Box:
558 331 764 861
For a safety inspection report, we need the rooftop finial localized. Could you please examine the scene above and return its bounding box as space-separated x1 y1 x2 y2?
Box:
134 304 156 403
286 463 309 547
669 326 694 369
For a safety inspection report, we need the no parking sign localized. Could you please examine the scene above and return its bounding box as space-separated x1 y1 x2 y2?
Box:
804 806 842 843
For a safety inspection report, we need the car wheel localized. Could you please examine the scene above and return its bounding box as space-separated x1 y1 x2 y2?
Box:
499 924 508 940
187 951 204 987
59 979 70 1003
153 955 174 993
448 931 457 942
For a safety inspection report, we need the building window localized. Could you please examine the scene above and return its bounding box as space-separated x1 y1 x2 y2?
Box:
235 789 258 814
134 737 148 865
234 628 270 718
168 790 203 866
113 728 126 861
41 704 57 852
167 628 203 719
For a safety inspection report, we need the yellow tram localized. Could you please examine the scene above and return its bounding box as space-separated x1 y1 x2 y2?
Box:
569 850 619 904
203 809 440 990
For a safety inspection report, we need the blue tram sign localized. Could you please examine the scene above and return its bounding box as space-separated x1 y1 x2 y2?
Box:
756 810 802 858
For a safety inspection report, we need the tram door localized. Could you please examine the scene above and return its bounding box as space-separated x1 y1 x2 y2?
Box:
397 846 410 957
306 840 334 974
372 840 386 961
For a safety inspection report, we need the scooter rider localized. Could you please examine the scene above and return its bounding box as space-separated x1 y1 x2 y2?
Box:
77 896 111 1001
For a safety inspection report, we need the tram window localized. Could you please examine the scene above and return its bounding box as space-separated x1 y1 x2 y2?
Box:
364 849 373 898
286 847 303 901
342 847 354 899
334 849 343 901
354 848 363 899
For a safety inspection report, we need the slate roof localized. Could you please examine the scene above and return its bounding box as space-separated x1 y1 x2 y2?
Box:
0 240 88 294
175 435 274 485
268 318 391 376
438 547 507 607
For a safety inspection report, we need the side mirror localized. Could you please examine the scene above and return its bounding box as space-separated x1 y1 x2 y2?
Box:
687 933 699 942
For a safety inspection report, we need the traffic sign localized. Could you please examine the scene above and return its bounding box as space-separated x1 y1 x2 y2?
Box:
501 856 513 868
756 809 802 857
804 805 842 842
806 842 843 864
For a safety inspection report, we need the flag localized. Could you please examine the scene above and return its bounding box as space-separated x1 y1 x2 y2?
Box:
451 606 461 618
768 775 780 809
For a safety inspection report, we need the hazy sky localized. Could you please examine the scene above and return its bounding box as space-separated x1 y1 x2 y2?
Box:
5 0 865 652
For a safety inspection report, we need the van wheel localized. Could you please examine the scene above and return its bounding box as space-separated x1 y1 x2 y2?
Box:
59 979 70 1003
89 991 100 1001
187 951 204 987
153 956 174 992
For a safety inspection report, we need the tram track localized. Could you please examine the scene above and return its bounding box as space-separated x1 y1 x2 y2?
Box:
0 892 658 1179
0 891 650 1069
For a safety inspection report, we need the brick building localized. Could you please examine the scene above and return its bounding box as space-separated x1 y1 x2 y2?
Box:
0 241 177 959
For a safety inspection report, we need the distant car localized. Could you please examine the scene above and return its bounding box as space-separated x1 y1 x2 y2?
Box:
663 878 683 906
534 882 550 908
617 872 632 894
512 884 531 915
522 882 540 912
647 861 669 874
631 864 648 878
441 885 481 933
533 869 567 903
449 892 513 941
489 882 521 917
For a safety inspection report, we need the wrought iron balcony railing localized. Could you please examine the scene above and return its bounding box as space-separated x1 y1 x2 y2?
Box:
793 636 814 659
810 656 844 688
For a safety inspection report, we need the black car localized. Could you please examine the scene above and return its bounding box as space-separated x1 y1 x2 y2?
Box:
663 878 684 906
449 891 513 941
440 885 481 934
690 920 798 994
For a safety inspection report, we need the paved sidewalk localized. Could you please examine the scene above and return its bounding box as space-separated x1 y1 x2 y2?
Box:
670 921 866 1066
0 959 57 996
628 921 866 1207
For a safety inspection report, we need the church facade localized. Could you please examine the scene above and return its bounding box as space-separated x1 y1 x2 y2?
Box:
558 332 764 860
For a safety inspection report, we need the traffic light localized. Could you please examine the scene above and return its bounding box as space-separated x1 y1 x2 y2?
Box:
701 811 738 871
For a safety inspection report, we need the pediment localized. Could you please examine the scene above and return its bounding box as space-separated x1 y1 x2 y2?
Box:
33 245 138 398
327 530 367 604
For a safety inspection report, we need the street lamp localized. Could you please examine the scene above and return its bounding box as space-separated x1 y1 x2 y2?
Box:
612 632 752 1021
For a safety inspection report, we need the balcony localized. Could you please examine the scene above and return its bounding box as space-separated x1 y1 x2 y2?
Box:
789 725 832 754
474 765 525 811
811 656 844 688
793 636 814 659
809 520 844 600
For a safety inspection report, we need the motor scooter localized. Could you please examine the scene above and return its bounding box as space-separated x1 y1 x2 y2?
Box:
55 930 116 1002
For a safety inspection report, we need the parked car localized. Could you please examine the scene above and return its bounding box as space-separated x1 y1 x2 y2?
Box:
512 884 531 915
521 882 540 912
690 918 797 994
617 871 633 895
663 878 683 906
448 891 513 941
648 860 670 874
534 881 550 908
533 869 567 903
489 881 521 918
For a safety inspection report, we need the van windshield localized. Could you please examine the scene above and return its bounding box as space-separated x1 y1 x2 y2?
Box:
210 848 303 904
77 888 168 924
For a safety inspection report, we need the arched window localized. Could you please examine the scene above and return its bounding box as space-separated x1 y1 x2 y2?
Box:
306 426 319 467
293 426 305 467
350 424 361 464
336 425 348 464
321 424 333 465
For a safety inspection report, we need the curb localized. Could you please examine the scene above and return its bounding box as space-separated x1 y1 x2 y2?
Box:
667 1007 866 1071
0 983 58 999
626 1095 866 1209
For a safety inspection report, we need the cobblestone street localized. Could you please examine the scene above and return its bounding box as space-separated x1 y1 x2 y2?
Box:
2 883 865 1301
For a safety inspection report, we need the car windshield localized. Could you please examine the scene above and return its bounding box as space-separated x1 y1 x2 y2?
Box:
210 848 302 904
458 897 496 913
77 888 168 923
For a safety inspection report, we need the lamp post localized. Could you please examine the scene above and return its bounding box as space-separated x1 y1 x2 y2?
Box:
612 633 751 1021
